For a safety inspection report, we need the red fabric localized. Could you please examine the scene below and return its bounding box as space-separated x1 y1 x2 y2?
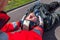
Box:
0 12 10 29
1 22 21 32
1 22 43 40
1 23 14 32
7 30 42 40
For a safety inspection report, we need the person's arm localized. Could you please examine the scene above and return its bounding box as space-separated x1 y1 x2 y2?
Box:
1 21 21 32
28 26 43 40
27 13 44 40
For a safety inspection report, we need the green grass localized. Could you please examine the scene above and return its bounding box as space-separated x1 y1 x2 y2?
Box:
4 0 34 11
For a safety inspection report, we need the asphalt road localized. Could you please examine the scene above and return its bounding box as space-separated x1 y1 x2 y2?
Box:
7 0 60 40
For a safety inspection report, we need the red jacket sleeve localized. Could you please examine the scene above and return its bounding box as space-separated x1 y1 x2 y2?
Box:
28 31 42 40
28 26 43 40
7 30 43 40
7 26 43 40
1 21 21 32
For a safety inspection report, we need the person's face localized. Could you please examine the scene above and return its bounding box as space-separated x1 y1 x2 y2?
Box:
25 12 37 22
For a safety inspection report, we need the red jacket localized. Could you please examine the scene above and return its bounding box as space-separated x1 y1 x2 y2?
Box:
1 21 43 40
